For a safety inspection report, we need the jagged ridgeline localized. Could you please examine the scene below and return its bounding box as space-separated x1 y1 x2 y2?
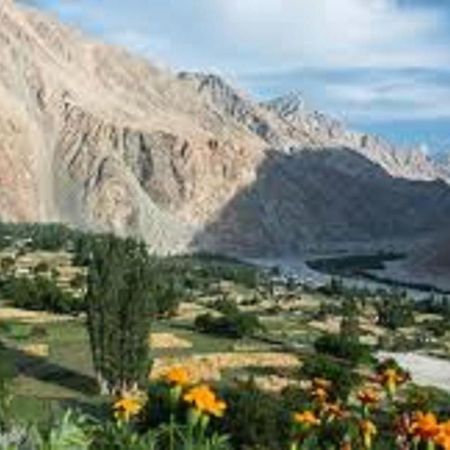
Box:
1 0 450 259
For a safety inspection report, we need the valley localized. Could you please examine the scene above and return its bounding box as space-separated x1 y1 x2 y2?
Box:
0 1 449 449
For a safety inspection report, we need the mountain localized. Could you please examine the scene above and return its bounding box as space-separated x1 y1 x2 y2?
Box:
1 0 450 257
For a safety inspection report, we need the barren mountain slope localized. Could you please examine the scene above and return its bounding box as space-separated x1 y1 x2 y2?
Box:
0 0 269 253
1 0 450 257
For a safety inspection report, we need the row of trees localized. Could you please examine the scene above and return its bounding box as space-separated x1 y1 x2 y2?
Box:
1 276 84 314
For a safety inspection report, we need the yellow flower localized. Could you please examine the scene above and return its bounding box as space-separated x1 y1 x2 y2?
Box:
410 412 441 442
293 410 320 427
378 368 408 396
357 388 380 406
164 366 190 386
183 384 226 418
113 392 144 422
360 419 377 450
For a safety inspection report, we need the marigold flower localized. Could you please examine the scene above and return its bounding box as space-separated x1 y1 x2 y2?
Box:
410 412 441 442
378 368 408 396
434 420 450 450
113 392 144 422
357 388 380 406
183 384 226 418
360 419 377 450
164 366 190 386
293 410 320 427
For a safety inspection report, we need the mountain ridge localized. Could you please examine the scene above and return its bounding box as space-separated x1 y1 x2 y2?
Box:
1 0 450 258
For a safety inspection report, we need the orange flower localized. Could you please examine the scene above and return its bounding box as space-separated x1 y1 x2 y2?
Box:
183 384 226 417
293 410 320 427
164 366 190 386
360 419 377 449
410 412 441 442
435 420 450 450
357 388 380 406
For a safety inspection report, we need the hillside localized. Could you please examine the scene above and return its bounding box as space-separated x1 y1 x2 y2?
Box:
1 0 450 257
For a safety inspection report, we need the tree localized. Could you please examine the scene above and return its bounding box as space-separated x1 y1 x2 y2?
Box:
86 235 154 394
340 298 360 341
376 295 414 330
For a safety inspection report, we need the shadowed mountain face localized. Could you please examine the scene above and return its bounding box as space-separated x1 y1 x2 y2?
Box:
0 0 449 257
192 148 450 257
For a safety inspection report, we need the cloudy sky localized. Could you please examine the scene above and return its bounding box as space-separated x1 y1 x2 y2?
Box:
28 0 450 153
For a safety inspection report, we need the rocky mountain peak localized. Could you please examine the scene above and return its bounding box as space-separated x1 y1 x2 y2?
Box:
263 92 306 119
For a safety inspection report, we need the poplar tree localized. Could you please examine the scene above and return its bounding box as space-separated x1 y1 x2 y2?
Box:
86 235 153 394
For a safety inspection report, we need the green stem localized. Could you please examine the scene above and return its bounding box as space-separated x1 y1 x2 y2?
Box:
169 413 175 450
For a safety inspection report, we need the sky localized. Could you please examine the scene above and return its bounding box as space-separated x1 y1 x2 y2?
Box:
26 0 450 154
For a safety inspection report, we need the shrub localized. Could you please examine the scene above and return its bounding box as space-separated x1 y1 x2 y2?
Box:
7 276 85 315
194 311 262 339
219 379 289 450
314 334 373 366
376 296 414 330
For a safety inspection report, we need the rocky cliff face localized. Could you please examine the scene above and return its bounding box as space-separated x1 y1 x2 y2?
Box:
1 0 450 257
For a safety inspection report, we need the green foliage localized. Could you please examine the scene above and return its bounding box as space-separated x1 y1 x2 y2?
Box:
86 235 154 394
307 253 403 276
314 334 373 366
212 299 239 316
0 322 33 341
194 310 262 339
376 295 415 330
5 276 84 315
0 345 15 431
219 379 289 450
38 411 91 450
0 223 79 252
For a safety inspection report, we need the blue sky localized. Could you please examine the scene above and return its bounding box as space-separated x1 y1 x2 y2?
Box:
26 0 450 154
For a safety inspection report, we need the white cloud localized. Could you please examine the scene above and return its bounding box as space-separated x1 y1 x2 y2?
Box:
31 0 450 143
213 0 450 70
324 76 450 121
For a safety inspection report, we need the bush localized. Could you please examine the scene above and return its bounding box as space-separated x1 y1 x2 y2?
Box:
8 276 84 315
376 296 414 330
314 334 373 366
195 311 262 339
219 379 289 450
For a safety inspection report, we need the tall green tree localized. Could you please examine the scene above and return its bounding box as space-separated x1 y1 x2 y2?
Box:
86 235 153 394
